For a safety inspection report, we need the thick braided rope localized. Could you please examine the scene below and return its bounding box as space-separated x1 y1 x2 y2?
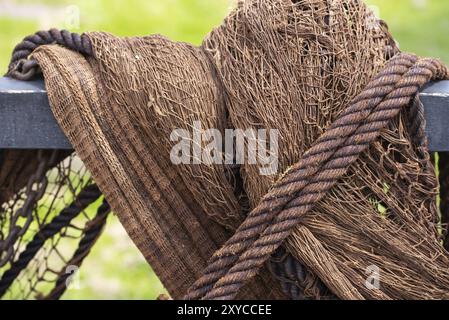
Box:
185 53 448 300
269 101 434 302
203 57 447 300
6 29 92 81
184 53 418 299
43 198 110 300
270 247 334 300
0 184 102 298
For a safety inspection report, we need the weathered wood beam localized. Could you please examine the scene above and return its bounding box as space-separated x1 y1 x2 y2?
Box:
1 77 449 151
0 77 72 150
420 81 449 152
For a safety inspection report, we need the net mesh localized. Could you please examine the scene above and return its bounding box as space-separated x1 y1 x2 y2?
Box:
0 151 108 300
200 0 448 299
2 0 449 300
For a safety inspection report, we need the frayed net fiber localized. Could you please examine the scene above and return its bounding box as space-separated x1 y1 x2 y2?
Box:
30 0 449 299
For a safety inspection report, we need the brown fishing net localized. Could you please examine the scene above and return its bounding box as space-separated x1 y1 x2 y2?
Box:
196 0 449 300
0 150 109 299
2 0 449 300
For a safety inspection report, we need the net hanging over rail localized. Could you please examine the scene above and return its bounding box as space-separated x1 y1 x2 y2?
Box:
2 0 449 300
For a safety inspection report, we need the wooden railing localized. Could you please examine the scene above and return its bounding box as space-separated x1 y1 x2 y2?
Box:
1 76 449 151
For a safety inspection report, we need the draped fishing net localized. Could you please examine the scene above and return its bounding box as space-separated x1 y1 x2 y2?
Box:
0 151 109 299
2 0 449 300
199 0 449 299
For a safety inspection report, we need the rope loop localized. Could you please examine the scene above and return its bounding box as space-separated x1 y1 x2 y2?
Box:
6 29 93 81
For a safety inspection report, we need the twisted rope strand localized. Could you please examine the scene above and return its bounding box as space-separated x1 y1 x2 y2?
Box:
0 184 102 298
6 29 92 81
184 53 417 300
42 199 110 300
270 247 334 300
186 54 448 300
203 58 447 300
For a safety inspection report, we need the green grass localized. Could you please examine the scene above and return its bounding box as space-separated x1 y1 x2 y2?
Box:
0 17 39 72
2 1 448 70
366 0 449 64
0 0 232 71
61 214 167 300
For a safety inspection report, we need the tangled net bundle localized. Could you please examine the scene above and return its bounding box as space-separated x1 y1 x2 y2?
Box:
194 0 449 300
2 0 449 300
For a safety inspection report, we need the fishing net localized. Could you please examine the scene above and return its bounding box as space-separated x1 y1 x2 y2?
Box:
0 150 109 299
194 0 449 300
2 0 449 300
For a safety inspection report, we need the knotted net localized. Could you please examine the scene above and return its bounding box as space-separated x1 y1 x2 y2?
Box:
0 150 108 299
2 0 449 299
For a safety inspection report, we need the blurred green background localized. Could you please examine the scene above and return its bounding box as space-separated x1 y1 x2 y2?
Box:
0 0 448 299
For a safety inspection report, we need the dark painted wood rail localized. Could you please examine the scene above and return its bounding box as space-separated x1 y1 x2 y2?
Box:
0 77 71 149
1 76 449 151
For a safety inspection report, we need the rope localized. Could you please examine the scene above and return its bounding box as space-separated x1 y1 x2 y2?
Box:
5 28 446 299
42 198 110 300
185 53 448 300
270 247 334 300
5 27 324 301
226 163 331 299
0 150 54 269
0 184 102 298
6 29 93 81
